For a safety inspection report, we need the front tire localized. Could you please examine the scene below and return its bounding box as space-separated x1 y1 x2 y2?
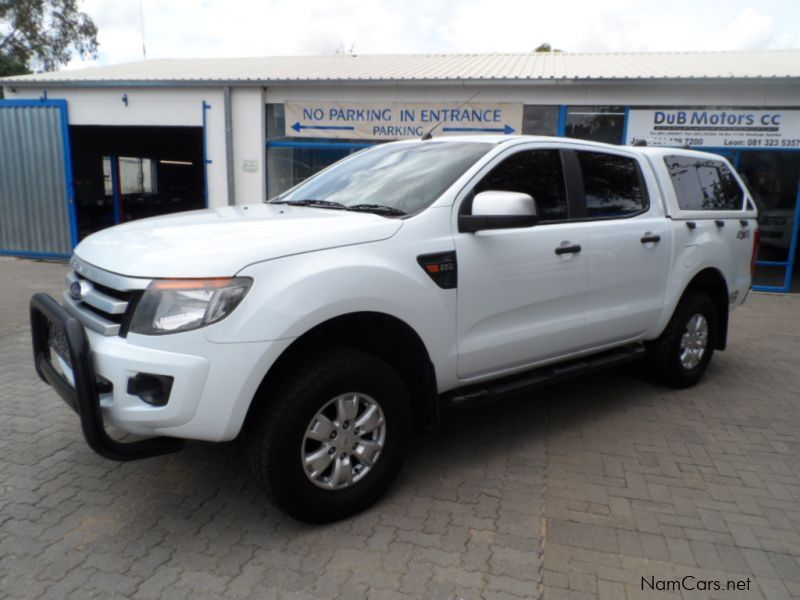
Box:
646 291 718 389
247 347 412 523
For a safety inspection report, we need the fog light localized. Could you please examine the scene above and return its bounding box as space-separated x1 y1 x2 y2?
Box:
96 375 113 394
127 373 173 406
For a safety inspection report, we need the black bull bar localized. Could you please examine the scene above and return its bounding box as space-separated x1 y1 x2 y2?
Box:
30 293 183 461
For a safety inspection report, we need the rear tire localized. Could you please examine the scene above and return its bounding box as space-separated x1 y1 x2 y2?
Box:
646 291 718 389
247 347 412 523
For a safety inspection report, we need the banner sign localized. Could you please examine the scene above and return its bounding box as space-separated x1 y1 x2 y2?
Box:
625 108 800 149
285 101 523 140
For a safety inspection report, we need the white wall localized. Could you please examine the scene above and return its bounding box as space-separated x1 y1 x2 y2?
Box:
6 86 230 208
230 87 266 204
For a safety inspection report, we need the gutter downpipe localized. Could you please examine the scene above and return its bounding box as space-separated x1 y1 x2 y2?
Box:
223 86 235 205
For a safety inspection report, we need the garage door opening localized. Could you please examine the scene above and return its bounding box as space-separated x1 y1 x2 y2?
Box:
70 126 205 240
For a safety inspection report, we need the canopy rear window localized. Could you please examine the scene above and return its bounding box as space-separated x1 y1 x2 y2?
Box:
664 155 744 211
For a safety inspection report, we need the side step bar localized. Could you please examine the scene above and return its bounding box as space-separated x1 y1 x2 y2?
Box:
442 344 646 408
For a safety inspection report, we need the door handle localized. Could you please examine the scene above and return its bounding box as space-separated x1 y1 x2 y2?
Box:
555 244 582 255
640 233 661 244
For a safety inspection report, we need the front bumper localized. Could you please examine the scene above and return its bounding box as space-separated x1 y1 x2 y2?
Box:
30 293 184 461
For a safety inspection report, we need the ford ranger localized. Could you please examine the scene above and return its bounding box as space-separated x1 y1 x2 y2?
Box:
30 135 759 522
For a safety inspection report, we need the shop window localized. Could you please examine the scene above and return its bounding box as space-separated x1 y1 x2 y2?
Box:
577 151 646 217
473 149 567 221
738 151 800 285
565 106 626 144
522 106 559 136
266 103 286 139
664 156 744 211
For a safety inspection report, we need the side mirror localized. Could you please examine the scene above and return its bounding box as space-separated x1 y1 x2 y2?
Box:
458 191 538 233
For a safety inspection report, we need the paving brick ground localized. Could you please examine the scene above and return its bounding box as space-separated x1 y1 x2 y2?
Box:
1 256 799 599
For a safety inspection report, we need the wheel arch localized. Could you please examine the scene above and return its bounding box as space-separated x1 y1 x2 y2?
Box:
243 311 439 435
676 267 730 350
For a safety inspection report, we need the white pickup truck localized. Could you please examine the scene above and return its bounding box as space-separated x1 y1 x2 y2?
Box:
31 135 758 522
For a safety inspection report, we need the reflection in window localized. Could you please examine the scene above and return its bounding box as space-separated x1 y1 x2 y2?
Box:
473 150 567 221
664 156 743 211
738 151 800 268
566 106 626 144
578 152 646 217
102 157 157 195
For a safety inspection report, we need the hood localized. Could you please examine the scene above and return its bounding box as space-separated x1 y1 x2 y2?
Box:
74 204 403 278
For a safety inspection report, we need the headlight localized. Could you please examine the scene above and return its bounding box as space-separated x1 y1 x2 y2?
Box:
129 277 252 335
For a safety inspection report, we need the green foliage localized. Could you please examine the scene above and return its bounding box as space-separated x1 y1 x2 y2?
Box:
0 50 27 76
0 0 98 73
534 43 562 53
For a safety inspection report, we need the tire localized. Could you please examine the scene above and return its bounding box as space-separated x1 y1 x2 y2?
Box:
247 347 412 523
646 291 718 389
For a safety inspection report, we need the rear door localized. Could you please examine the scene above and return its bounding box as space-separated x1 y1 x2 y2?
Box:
454 145 588 379
573 148 671 348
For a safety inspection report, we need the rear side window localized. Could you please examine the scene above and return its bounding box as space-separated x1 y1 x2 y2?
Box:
577 151 647 218
664 156 744 211
473 149 568 221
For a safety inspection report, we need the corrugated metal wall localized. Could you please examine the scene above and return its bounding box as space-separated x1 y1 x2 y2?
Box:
0 103 73 256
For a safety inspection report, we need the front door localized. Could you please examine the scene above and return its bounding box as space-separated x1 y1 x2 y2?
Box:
455 147 588 379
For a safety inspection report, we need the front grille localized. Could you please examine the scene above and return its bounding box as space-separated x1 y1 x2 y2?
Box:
62 259 149 337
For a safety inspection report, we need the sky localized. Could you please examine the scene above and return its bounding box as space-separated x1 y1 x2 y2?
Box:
66 0 799 68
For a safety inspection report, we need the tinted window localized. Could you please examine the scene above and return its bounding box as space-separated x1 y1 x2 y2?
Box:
473 150 567 221
277 141 491 215
665 156 744 211
578 151 647 218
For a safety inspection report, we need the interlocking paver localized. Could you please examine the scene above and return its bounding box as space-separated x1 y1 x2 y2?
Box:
1 256 799 598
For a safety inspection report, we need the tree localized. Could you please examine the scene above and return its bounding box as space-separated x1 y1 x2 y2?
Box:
534 43 562 53
0 0 98 77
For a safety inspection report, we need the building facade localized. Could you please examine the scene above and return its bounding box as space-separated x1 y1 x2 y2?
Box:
2 50 799 291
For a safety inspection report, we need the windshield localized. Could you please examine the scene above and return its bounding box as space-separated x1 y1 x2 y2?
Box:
271 141 492 216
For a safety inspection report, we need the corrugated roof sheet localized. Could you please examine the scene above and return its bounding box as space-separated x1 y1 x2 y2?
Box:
3 50 800 85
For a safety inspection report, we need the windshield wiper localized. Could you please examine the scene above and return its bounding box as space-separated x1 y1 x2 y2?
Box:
270 199 346 210
271 199 406 216
346 204 407 216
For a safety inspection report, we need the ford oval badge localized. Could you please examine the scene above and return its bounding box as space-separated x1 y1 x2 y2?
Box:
70 280 88 301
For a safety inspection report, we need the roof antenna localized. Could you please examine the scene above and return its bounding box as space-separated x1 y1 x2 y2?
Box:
421 91 481 140
139 0 147 59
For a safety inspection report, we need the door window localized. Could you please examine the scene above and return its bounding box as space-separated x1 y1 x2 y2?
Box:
472 149 568 221
577 151 647 218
